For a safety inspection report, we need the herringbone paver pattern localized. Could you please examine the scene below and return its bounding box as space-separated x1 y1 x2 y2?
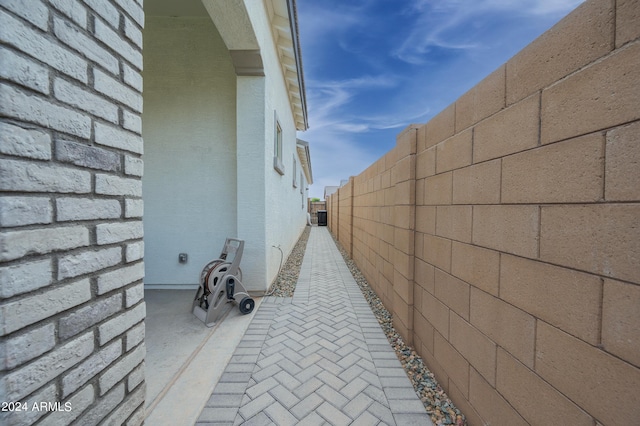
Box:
196 227 433 426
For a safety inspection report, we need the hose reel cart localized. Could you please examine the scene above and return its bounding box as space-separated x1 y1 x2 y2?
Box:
192 238 255 326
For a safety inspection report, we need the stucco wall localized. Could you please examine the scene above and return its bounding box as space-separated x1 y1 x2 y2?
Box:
142 16 237 288
327 0 640 424
0 1 146 424
246 0 309 289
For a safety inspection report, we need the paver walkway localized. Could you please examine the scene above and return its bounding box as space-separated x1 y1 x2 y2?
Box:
196 227 433 425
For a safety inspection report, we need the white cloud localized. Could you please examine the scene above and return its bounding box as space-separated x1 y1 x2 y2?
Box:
301 125 379 199
305 74 399 132
393 0 584 64
297 0 585 199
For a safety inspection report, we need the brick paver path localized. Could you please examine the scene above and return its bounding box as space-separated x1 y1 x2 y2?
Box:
196 227 433 425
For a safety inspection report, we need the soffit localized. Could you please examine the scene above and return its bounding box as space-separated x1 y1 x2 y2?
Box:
296 139 313 184
266 0 308 131
145 0 209 17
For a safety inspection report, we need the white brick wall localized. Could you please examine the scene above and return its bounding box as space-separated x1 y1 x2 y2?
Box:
114 0 144 27
99 344 145 394
0 0 146 423
124 18 143 49
98 302 145 345
1 323 56 370
97 262 145 295
59 293 123 339
57 246 122 279
56 197 121 221
94 18 143 70
93 68 143 112
96 174 143 196
124 155 144 176
96 221 144 245
83 0 120 28
0 225 90 261
0 0 49 30
49 0 88 28
95 121 143 153
126 241 144 262
125 322 145 352
0 45 50 94
53 16 119 75
0 10 87 82
103 385 145 426
123 62 143 91
125 283 144 307
37 385 95 426
127 362 145 390
123 109 142 133
125 198 143 217
0 158 92 193
54 77 119 123
0 259 52 298
0 122 51 160
0 83 92 137
0 196 52 226
74 383 125 426
0 383 57 425
0 331 94 400
0 278 91 335
62 339 122 397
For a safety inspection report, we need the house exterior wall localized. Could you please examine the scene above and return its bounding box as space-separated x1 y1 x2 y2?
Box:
142 17 237 288
142 1 309 292
240 0 309 291
326 0 640 424
0 1 146 424
263 64 309 289
235 74 270 292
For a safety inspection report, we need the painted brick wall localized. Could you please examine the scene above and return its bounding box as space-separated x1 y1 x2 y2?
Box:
1 1 146 425
327 0 640 424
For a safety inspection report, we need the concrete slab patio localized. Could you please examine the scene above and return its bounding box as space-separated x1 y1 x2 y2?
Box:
144 290 261 425
196 226 433 425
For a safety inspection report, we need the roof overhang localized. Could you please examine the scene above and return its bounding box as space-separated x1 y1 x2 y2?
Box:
201 0 308 129
201 0 265 75
296 139 313 184
266 0 308 131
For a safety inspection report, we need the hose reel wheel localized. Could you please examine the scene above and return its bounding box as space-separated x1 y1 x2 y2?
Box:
239 297 255 315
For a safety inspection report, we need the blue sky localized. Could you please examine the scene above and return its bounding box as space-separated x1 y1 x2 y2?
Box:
296 0 584 199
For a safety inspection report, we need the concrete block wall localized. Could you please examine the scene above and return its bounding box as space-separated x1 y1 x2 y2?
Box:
1 1 145 425
327 0 640 424
337 178 354 258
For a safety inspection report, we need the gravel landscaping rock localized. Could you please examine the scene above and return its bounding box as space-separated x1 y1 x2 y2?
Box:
266 225 311 297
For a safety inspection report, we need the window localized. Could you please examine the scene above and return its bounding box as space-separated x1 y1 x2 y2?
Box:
292 155 298 188
273 114 284 175
301 174 305 208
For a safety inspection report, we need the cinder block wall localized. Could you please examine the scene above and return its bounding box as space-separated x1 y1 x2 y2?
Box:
337 178 354 257
327 0 640 424
1 1 146 425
